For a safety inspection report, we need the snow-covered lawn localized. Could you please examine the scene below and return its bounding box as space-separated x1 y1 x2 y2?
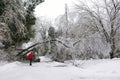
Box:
0 57 120 80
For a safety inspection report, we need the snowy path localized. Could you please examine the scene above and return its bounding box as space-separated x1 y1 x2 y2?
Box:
0 58 120 80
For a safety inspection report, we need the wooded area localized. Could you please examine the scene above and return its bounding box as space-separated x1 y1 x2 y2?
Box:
0 0 120 62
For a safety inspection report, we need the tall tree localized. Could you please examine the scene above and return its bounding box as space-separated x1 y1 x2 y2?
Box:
0 0 44 48
75 0 120 58
48 27 58 60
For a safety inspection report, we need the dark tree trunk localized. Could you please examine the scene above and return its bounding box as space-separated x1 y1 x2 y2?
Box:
110 38 116 59
109 23 116 59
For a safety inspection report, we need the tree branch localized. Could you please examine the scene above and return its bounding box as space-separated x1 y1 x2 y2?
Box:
16 39 70 56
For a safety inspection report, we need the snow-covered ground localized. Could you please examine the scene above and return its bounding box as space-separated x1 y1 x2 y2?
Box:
0 57 120 80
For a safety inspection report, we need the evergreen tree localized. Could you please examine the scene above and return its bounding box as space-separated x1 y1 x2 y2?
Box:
0 0 5 15
0 0 44 48
48 27 58 60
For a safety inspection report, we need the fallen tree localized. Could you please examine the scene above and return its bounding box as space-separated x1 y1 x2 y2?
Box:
16 39 70 57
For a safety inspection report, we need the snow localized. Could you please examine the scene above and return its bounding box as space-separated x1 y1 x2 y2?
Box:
0 57 120 80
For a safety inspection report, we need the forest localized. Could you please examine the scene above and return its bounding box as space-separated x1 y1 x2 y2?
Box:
0 0 120 62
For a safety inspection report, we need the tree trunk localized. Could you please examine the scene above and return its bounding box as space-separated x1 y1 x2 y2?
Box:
110 46 115 59
110 23 116 59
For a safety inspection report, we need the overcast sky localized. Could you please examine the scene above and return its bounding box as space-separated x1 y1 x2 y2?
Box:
34 0 75 19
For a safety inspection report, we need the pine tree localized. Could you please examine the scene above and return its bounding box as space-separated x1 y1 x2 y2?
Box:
0 0 44 48
0 0 5 15
48 27 58 60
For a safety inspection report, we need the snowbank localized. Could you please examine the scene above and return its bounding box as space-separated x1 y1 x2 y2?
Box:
0 58 120 80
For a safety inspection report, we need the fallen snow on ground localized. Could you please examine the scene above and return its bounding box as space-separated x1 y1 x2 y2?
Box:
0 57 120 80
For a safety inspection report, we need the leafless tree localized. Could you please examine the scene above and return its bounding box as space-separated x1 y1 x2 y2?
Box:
75 0 120 58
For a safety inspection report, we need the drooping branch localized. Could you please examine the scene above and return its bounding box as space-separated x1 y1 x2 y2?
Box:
73 39 82 46
51 39 70 48
16 39 70 56
16 41 49 56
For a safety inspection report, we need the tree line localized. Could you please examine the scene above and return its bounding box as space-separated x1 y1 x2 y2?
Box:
33 0 120 61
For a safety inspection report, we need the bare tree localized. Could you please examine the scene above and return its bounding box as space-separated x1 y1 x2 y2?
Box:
75 0 120 58
33 18 53 55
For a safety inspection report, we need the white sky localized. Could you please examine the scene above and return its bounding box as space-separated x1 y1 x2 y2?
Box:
34 0 75 19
